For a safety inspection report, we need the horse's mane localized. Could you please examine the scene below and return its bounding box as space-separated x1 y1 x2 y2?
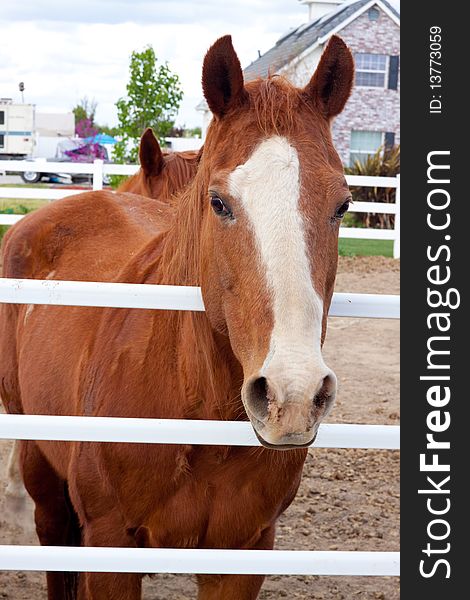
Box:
163 151 201 206
160 173 207 286
247 76 306 136
118 150 200 200
117 171 142 192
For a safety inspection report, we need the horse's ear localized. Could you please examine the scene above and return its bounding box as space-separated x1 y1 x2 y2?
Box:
303 35 354 120
202 35 247 118
139 128 164 177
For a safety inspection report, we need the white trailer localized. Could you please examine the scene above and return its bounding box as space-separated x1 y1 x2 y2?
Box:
0 99 35 159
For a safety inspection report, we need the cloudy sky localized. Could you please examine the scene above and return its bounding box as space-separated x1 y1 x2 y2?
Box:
1 0 399 130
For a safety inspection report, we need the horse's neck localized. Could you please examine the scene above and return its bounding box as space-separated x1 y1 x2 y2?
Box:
117 174 245 422
175 312 245 421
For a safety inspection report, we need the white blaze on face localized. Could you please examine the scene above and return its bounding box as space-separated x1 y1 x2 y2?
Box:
228 136 328 399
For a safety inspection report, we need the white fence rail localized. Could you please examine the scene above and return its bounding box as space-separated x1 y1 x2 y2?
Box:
0 546 399 576
0 278 400 319
0 415 399 450
0 159 139 177
0 160 401 258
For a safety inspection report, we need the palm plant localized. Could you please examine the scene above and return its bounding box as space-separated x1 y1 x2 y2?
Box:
346 145 400 229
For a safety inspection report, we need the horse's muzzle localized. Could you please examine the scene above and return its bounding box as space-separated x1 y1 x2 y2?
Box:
242 370 336 450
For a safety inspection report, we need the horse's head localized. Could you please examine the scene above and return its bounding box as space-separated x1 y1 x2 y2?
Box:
198 35 354 449
119 128 199 200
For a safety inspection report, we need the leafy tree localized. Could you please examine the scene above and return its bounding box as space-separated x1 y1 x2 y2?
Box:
98 124 119 137
113 45 183 164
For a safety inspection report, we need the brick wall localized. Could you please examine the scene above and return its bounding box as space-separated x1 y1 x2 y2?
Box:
331 7 400 164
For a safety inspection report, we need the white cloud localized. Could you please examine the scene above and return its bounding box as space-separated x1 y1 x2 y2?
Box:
1 0 306 26
0 0 399 129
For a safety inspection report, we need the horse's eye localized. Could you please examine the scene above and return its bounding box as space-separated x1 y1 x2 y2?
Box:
335 199 351 219
210 195 232 218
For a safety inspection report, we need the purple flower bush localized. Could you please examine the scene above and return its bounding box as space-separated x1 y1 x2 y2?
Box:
67 119 107 162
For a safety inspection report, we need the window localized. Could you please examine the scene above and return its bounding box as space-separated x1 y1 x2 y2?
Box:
368 7 380 21
0 110 4 125
350 130 383 166
0 134 4 149
355 53 387 87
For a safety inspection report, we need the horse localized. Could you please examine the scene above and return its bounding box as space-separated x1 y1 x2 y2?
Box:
0 34 354 599
118 126 200 200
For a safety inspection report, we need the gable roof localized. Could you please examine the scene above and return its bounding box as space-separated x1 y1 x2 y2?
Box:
243 0 399 81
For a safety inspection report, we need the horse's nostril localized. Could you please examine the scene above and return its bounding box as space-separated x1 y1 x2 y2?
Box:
314 373 336 407
246 376 269 421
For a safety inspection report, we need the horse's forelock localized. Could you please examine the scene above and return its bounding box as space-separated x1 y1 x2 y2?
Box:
247 77 307 136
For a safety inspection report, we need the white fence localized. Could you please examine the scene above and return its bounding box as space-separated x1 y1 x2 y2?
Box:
0 275 400 578
0 414 399 449
0 278 400 319
0 160 401 258
0 546 399 577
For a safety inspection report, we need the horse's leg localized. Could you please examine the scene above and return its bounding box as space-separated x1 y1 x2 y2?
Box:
20 440 81 600
4 440 29 518
196 526 275 600
81 570 142 600
79 513 142 600
67 443 143 600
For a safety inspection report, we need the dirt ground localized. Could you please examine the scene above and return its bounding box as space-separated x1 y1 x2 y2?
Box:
0 256 400 599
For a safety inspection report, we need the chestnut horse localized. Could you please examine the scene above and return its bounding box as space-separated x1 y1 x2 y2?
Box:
0 35 354 599
118 127 200 201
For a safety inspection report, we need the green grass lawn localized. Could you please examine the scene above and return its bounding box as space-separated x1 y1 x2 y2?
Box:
338 238 394 258
0 198 49 212
0 183 47 188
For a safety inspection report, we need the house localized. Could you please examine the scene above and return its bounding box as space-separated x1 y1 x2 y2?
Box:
197 0 400 166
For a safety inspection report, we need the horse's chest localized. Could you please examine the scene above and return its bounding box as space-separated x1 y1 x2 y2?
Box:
90 444 305 550
142 447 305 549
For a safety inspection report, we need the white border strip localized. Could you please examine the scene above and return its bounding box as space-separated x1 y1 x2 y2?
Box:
0 279 400 319
0 546 400 576
0 415 399 450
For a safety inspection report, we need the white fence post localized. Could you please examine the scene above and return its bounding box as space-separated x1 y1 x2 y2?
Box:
393 174 400 259
92 159 104 191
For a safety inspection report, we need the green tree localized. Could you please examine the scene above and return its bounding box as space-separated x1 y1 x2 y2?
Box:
98 124 119 137
114 46 183 164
